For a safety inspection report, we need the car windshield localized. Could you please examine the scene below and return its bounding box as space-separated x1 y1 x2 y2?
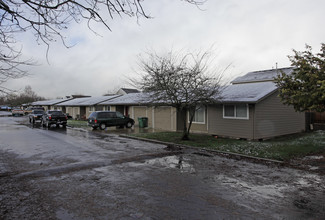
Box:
34 111 44 114
116 112 124 118
89 112 97 118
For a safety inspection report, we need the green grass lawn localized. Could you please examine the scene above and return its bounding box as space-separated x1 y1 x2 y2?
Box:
67 120 88 127
131 131 325 161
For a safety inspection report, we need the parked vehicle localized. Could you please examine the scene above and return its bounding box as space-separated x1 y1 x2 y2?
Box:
42 110 68 128
29 110 45 124
11 107 24 116
24 107 45 115
88 111 134 130
0 105 11 111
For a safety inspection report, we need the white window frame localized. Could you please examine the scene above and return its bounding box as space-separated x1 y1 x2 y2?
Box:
89 106 96 112
189 106 206 124
223 104 249 120
102 105 110 111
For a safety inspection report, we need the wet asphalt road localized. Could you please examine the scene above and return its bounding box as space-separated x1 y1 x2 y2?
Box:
0 115 324 219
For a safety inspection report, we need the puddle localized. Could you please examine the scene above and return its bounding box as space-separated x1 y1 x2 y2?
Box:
303 155 324 160
129 155 196 173
295 174 323 186
216 175 286 199
308 166 319 170
56 208 76 220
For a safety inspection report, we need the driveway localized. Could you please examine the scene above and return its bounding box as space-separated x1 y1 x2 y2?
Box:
0 116 324 219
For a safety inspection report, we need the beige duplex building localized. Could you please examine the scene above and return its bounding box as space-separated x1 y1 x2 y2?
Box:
100 67 305 140
56 95 120 119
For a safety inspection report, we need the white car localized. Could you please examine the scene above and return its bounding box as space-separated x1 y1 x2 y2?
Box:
12 108 24 116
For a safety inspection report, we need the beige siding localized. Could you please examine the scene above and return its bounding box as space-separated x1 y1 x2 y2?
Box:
66 107 73 118
147 107 153 128
110 106 116 111
208 105 255 139
85 107 95 119
42 106 49 111
132 106 148 126
65 107 80 119
254 92 305 139
153 106 177 131
189 108 208 133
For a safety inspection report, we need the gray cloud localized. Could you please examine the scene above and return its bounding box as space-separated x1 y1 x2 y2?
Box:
4 0 325 98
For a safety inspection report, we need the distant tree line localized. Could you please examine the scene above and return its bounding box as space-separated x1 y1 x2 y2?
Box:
0 85 44 107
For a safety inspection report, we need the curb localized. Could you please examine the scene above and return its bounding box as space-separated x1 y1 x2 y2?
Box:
119 134 285 166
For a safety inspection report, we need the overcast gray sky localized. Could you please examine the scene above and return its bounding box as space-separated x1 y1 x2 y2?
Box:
4 0 325 99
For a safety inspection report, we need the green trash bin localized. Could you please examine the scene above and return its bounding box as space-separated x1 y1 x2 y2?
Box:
138 117 148 128
138 117 144 128
142 117 148 127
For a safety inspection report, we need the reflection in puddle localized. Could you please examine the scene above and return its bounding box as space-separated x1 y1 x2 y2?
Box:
303 155 324 160
130 155 196 173
296 174 323 186
216 175 285 199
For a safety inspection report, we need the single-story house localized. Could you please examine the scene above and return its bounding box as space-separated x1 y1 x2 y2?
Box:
99 92 181 131
207 67 305 139
56 95 120 119
99 93 176 131
101 67 305 139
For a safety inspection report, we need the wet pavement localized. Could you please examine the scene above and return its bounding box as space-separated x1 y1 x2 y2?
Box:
0 115 324 219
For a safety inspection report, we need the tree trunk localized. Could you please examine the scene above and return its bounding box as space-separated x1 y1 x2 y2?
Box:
181 108 190 140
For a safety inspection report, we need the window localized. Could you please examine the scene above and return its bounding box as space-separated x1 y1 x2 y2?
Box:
223 104 249 119
89 106 95 112
191 106 205 124
103 106 110 111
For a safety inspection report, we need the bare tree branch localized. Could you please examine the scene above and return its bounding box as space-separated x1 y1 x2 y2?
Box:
134 48 224 140
0 0 205 94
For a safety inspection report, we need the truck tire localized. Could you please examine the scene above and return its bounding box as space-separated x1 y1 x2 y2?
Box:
99 123 106 130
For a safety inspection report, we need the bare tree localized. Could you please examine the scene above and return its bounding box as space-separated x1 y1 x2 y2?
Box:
4 85 44 106
136 49 223 140
0 0 205 93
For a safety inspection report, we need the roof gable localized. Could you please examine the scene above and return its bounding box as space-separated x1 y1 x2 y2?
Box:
117 88 140 95
231 67 293 84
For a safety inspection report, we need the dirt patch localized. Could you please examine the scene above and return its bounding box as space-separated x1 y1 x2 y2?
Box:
288 153 325 175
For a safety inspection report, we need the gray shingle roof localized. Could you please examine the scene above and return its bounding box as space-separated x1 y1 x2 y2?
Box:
32 98 72 106
100 93 150 105
219 81 278 103
57 95 120 106
231 67 293 84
